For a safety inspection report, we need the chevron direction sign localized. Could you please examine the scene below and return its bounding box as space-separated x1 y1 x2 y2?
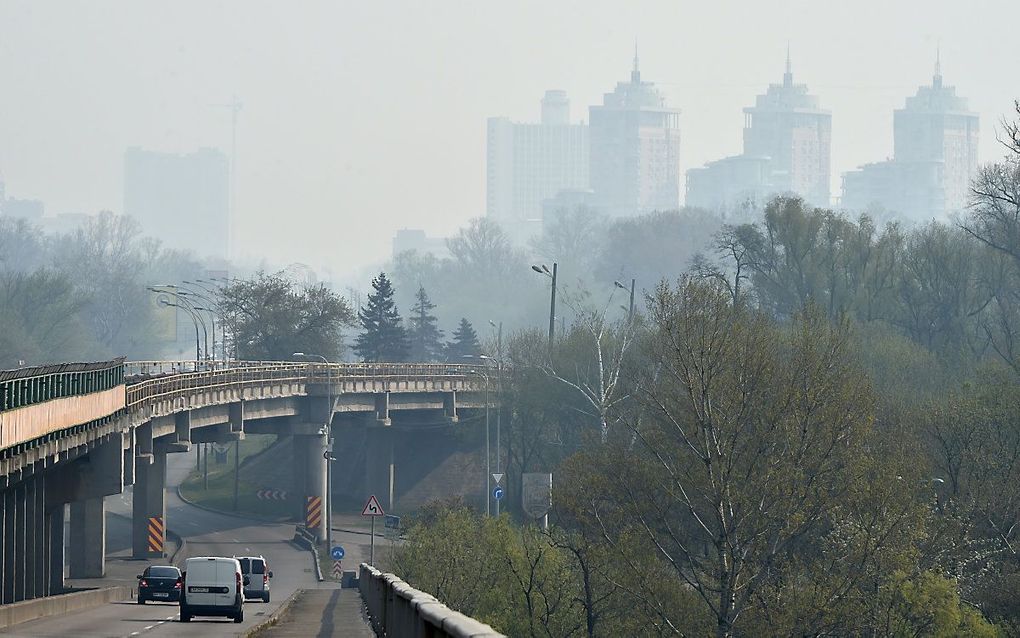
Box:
256 488 288 501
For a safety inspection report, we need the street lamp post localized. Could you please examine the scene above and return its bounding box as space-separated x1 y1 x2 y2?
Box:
152 285 212 363
615 278 636 321
531 263 557 351
182 282 224 361
295 352 332 552
151 289 202 362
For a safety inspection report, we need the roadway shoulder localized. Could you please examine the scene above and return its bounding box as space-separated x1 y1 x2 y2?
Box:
250 588 374 638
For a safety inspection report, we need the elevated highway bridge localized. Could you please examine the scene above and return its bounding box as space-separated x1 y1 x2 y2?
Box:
0 359 488 605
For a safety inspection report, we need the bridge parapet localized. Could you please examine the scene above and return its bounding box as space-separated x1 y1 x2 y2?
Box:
359 563 505 638
125 361 483 423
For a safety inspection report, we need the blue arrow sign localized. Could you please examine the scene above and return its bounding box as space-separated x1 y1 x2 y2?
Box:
331 546 345 560
493 486 504 501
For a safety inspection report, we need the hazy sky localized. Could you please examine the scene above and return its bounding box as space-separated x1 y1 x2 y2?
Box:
1 1 1017 280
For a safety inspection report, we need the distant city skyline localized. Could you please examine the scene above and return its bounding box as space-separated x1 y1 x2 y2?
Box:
124 147 230 262
0 1 1015 276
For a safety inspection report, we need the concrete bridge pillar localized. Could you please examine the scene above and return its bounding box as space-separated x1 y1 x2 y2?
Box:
174 410 191 445
229 401 245 435
293 433 327 541
12 483 26 602
24 477 38 599
443 391 458 423
47 505 65 596
2 486 15 604
32 476 46 598
69 497 106 578
132 451 166 559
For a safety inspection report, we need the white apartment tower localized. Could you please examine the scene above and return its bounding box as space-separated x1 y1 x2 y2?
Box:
842 53 979 219
687 51 831 211
589 51 681 218
486 91 589 242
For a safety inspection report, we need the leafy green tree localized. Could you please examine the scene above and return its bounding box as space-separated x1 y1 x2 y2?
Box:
354 272 409 362
220 270 355 360
595 208 723 289
589 278 877 637
407 285 445 362
0 269 94 367
445 318 480 361
530 205 606 279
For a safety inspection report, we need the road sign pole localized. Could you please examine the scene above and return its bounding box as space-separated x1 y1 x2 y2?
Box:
370 516 375 565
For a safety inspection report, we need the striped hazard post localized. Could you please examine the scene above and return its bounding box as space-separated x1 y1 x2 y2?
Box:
305 496 323 535
147 516 165 555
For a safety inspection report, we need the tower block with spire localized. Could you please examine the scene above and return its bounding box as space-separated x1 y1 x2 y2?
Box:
842 50 979 219
889 48 979 214
588 48 682 217
741 49 832 207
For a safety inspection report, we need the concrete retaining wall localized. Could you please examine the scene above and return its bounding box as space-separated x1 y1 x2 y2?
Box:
0 586 130 629
359 563 504 638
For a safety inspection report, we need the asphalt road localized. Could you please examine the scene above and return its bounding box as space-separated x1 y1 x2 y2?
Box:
3 451 374 637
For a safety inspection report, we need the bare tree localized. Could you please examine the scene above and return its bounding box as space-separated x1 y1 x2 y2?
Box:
541 287 637 444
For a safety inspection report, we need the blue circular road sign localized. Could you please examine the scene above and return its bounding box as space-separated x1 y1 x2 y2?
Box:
331 546 346 560
493 486 504 501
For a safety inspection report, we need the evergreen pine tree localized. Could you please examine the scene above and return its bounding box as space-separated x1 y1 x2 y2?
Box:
408 285 445 362
353 272 410 362
446 318 481 361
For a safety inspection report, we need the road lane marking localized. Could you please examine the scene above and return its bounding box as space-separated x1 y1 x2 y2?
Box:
144 625 154 630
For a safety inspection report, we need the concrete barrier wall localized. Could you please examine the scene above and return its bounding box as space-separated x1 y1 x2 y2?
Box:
0 586 130 630
359 563 504 638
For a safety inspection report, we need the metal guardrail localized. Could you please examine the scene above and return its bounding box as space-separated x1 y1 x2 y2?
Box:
125 361 485 409
359 563 505 638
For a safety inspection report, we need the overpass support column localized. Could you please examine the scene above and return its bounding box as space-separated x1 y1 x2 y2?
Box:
294 434 327 541
69 497 106 578
24 476 38 598
132 451 166 559
2 487 15 604
12 483 26 602
175 411 191 446
366 427 395 512
47 505 65 596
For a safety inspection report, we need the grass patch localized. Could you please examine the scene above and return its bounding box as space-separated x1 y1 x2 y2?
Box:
180 434 295 520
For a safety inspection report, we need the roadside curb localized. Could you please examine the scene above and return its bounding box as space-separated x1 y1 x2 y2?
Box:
243 588 303 637
0 586 131 630
175 483 290 525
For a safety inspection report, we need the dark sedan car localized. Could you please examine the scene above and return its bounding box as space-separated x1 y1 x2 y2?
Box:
137 565 182 604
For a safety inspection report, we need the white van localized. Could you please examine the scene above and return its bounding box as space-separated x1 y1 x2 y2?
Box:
235 555 273 602
179 556 248 623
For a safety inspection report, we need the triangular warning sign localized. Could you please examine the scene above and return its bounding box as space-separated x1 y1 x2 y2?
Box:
492 473 504 485
362 495 385 517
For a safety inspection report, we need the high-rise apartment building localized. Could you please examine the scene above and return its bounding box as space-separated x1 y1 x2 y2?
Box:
842 55 979 220
124 147 230 260
589 53 681 218
687 52 831 211
486 90 589 242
